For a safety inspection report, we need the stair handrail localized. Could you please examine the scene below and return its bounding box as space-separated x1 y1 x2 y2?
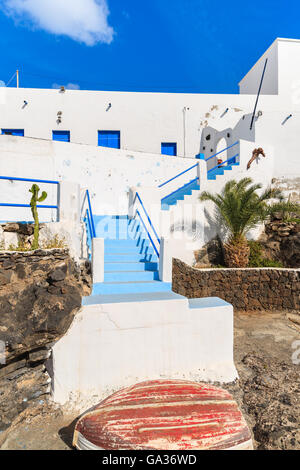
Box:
161 176 199 204
81 189 96 239
207 154 239 175
134 192 160 258
158 163 198 189
205 141 239 162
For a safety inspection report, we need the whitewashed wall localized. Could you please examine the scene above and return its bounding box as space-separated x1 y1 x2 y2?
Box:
239 39 278 95
0 135 198 221
1 84 300 182
0 86 257 158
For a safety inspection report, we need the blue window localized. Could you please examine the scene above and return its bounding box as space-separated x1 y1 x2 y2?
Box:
52 130 70 142
161 142 177 156
98 130 120 149
1 129 24 136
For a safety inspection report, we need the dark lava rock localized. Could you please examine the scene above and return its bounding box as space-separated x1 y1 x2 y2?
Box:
0 249 89 432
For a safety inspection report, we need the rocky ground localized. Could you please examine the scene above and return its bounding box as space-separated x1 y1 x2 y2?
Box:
0 310 299 451
226 311 300 450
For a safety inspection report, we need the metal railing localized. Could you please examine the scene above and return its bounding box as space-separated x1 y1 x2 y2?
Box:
205 141 239 162
158 163 198 189
0 175 59 211
82 189 96 240
161 176 198 204
207 154 239 175
134 192 160 258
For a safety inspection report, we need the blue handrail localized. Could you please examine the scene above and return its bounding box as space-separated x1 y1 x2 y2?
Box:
207 154 239 174
136 210 160 258
134 192 161 258
135 192 161 245
0 203 58 209
158 163 198 188
161 177 198 203
0 175 59 213
85 190 96 239
85 208 94 241
205 142 239 162
0 176 59 184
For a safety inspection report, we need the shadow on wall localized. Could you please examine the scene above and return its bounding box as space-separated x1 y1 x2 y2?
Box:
170 219 202 243
169 207 228 246
203 207 229 244
200 113 256 169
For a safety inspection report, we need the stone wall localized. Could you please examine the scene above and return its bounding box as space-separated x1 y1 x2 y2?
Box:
262 220 300 268
0 248 91 432
173 258 300 312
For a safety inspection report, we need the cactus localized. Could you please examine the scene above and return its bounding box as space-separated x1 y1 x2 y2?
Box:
29 184 47 250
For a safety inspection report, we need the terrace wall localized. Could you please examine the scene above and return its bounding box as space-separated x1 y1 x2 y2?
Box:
172 259 300 311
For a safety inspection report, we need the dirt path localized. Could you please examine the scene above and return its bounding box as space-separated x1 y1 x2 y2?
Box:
1 311 299 451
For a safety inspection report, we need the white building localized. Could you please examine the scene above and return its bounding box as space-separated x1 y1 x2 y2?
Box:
0 38 300 183
0 37 299 248
1 38 299 403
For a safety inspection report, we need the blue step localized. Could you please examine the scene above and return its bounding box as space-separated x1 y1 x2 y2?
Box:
83 291 185 306
104 238 152 250
105 245 156 256
161 179 200 211
91 281 172 295
105 253 158 262
104 261 158 272
85 213 169 298
104 270 159 282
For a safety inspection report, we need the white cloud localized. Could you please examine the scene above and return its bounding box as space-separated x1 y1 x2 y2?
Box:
2 0 115 46
52 83 80 90
0 80 6 87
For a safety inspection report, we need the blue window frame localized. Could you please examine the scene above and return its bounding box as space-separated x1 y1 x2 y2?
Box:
161 142 177 156
52 130 70 142
1 129 24 136
98 130 120 149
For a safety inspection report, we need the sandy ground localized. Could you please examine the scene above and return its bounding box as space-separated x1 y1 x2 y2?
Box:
0 310 299 451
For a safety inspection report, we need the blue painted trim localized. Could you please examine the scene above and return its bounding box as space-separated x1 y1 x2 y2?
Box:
161 142 177 156
52 130 70 142
0 203 58 209
98 130 121 149
135 192 161 245
195 153 205 160
207 154 239 174
158 163 198 188
161 177 198 202
188 297 232 309
86 208 94 241
0 176 59 184
1 129 24 137
205 142 239 162
85 190 96 238
135 209 160 258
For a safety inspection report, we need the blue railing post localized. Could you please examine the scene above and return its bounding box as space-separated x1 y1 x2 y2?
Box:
0 175 60 214
205 141 239 162
158 163 198 189
135 192 161 258
85 190 96 239
207 154 240 175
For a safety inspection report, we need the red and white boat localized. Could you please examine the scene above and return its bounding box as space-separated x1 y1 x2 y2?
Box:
73 379 253 450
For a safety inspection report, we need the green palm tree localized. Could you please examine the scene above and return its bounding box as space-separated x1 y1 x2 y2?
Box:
199 178 281 267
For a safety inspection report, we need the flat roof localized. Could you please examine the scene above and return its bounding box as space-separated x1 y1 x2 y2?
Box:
239 37 300 86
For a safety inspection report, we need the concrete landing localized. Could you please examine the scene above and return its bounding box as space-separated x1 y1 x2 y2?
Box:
83 290 186 305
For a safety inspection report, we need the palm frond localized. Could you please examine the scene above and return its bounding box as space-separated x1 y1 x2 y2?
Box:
199 178 283 241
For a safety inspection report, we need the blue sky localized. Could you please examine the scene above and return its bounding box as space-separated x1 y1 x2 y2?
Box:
0 0 299 94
